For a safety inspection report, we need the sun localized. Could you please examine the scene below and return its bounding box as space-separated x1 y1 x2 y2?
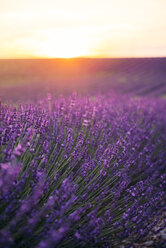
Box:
37 44 86 59
33 28 92 58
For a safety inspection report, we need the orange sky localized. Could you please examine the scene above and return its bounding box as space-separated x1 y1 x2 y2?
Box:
0 0 166 58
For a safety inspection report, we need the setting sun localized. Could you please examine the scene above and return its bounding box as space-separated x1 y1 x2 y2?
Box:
37 46 85 59
32 28 95 58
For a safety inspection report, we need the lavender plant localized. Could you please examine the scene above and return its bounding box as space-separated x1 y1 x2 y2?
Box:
0 94 166 248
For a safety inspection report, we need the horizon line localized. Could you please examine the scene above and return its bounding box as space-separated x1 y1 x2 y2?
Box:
0 56 166 60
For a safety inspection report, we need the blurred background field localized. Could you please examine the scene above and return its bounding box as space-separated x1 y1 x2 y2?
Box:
0 57 166 103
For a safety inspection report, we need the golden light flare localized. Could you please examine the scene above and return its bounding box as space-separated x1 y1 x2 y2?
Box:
34 41 89 59
32 28 97 59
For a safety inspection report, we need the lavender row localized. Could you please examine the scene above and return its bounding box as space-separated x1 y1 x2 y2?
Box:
0 94 166 247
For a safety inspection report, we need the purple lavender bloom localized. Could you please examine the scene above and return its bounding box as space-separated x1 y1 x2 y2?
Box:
0 93 165 247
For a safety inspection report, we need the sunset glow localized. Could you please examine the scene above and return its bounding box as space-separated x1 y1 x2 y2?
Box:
0 0 166 58
32 28 96 58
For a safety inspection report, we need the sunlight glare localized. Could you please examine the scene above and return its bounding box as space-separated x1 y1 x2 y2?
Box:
33 28 93 58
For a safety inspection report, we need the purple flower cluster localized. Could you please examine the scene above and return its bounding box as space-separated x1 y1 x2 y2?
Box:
0 93 166 247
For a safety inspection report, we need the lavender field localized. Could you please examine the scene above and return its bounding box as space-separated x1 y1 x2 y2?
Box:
0 58 166 248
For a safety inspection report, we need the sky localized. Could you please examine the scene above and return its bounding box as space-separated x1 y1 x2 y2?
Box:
0 0 166 58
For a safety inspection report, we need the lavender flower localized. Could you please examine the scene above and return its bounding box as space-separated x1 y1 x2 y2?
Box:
0 94 165 247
